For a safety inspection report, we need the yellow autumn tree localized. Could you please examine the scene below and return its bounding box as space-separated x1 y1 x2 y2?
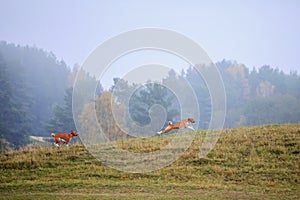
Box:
79 91 127 143
78 103 101 144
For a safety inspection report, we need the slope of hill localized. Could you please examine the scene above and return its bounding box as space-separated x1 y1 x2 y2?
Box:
0 124 299 199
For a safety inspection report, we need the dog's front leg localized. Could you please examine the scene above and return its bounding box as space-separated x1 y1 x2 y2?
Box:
187 125 195 131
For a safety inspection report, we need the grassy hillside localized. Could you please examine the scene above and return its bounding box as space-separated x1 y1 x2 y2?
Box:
0 124 299 199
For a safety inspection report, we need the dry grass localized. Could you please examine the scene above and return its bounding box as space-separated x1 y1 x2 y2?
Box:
0 124 299 199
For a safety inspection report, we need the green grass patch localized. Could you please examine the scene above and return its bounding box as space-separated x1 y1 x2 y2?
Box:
0 124 299 199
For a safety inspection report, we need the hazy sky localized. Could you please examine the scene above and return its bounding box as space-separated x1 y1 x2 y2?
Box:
1 0 299 74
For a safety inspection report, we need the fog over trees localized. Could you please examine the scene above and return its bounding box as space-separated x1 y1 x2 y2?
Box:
0 42 299 149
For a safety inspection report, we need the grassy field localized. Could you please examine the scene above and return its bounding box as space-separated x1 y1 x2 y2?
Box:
0 124 299 199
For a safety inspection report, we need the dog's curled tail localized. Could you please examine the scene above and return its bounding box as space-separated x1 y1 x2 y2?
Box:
51 133 55 137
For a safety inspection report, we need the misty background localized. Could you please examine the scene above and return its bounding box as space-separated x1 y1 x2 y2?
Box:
0 1 299 150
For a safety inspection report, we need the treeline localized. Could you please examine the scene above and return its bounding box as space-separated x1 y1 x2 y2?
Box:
0 42 102 150
0 42 72 149
216 60 300 127
1 42 300 149
78 61 300 140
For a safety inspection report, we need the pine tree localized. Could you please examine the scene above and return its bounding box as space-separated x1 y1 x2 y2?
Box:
47 87 76 133
129 82 179 127
0 54 29 150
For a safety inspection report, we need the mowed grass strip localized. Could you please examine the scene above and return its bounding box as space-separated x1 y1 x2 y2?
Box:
0 124 299 199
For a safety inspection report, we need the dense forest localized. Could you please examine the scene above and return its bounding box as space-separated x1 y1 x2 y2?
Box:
0 42 72 149
78 61 300 141
0 42 300 150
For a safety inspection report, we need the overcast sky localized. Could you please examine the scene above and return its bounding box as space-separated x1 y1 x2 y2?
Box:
1 0 299 74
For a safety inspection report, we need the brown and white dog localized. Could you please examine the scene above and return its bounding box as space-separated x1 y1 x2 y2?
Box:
51 130 78 147
157 118 196 135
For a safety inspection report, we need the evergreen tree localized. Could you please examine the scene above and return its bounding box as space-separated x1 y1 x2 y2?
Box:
48 87 76 133
185 66 211 129
0 54 29 150
0 42 70 136
128 81 179 127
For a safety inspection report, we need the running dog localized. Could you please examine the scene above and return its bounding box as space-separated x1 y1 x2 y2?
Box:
157 118 195 135
51 130 78 147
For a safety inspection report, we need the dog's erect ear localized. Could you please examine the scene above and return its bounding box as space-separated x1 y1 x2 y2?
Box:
72 131 78 136
188 118 195 123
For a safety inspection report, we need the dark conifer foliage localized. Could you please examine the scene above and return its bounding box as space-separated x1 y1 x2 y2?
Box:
0 42 70 149
0 41 299 149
